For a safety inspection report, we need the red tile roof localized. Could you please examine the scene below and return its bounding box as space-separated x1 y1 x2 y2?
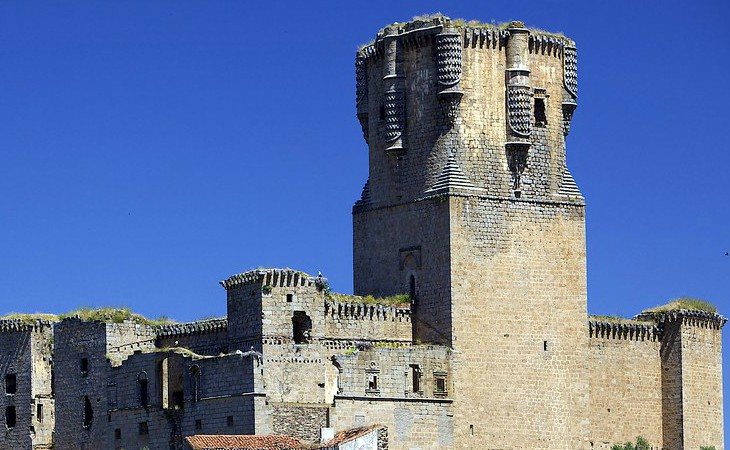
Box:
185 434 305 450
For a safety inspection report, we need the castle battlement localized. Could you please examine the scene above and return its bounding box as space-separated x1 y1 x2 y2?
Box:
637 309 727 329
0 14 724 450
0 319 54 333
324 300 410 323
588 319 660 342
156 317 229 338
220 268 317 290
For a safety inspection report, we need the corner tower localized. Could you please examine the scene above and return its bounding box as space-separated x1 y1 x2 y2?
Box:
353 16 588 448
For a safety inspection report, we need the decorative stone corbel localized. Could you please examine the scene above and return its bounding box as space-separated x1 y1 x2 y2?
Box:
504 22 532 194
435 30 463 126
383 32 405 153
562 45 578 136
355 55 369 143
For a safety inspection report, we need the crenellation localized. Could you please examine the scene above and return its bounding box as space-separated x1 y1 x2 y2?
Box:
1 13 724 450
588 319 660 342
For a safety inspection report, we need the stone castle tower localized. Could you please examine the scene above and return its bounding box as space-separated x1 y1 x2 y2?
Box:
352 16 724 449
353 17 588 447
0 14 724 450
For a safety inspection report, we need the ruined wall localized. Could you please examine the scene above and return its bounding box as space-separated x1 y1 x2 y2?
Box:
327 346 452 450
29 327 54 449
53 319 157 450
156 318 229 356
0 321 55 450
53 319 109 450
587 320 663 449
331 399 452 450
323 300 411 342
107 350 259 449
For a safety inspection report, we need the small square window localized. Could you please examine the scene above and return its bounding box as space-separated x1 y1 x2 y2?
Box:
227 415 234 426
366 373 379 393
434 371 448 397
5 374 16 395
286 293 293 303
138 421 149 436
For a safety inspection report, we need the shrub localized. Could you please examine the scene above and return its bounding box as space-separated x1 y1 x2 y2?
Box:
611 436 650 450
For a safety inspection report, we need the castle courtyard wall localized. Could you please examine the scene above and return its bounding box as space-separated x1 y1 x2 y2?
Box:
587 321 663 449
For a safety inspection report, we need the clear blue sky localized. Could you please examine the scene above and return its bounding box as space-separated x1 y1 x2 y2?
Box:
1 0 728 438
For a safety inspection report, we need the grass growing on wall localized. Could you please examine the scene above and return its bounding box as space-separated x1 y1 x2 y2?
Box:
327 293 411 307
643 297 717 314
0 313 60 324
58 307 176 326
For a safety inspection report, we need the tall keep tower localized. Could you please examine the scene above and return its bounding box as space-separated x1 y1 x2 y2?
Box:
353 16 588 448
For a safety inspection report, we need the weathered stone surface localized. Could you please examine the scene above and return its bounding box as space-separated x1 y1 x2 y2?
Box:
0 14 724 450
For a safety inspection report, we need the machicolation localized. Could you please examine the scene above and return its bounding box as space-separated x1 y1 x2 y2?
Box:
0 13 724 450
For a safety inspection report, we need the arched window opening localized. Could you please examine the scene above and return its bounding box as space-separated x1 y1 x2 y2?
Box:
137 372 149 407
190 365 201 403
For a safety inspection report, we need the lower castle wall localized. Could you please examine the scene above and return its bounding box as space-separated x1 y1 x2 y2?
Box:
108 350 258 449
330 398 453 450
157 328 229 356
108 395 257 449
324 302 412 343
587 329 663 449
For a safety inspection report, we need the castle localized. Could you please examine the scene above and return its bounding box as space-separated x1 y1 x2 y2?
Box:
0 15 725 450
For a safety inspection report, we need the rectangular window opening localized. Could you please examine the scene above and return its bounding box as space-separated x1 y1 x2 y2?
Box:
80 357 89 376
195 419 202 430
138 421 149 436
367 374 378 392
6 406 16 429
286 293 293 303
83 396 93 428
534 98 547 127
410 365 421 393
37 404 44 423
5 374 16 395
139 379 149 407
543 340 548 352
227 415 234 427
115 428 121 440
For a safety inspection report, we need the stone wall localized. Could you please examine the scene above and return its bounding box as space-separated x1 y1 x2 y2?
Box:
636 310 726 450
331 398 452 450
587 320 663 449
327 345 452 450
156 318 229 356
53 318 157 449
323 300 411 342
0 321 54 449
107 349 259 449
353 16 589 449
